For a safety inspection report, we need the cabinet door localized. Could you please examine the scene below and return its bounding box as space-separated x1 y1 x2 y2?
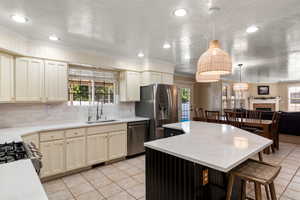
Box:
108 131 127 160
162 73 174 85
40 140 65 177
150 72 162 84
45 61 68 102
57 63 68 101
87 134 108 165
15 58 44 101
127 71 140 101
141 72 162 85
0 53 14 102
66 137 86 171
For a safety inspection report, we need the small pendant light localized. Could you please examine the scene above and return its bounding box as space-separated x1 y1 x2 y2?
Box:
233 64 249 91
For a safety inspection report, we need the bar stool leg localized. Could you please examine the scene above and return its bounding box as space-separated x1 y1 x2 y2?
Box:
240 180 246 200
265 185 270 200
226 174 235 200
254 182 262 200
269 182 277 200
258 152 263 162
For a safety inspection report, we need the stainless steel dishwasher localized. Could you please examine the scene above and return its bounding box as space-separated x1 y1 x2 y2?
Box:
127 120 149 156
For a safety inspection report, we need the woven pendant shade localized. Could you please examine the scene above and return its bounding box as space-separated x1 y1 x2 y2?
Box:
197 40 232 75
196 72 220 83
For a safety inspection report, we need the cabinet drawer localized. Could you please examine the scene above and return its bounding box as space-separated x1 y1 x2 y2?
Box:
40 130 64 142
65 128 85 138
87 123 127 135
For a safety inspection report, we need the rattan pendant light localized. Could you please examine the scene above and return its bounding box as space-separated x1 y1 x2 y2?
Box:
196 7 232 77
195 72 220 83
233 64 249 91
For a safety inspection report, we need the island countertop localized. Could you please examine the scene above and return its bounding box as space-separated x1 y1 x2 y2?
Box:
144 121 272 172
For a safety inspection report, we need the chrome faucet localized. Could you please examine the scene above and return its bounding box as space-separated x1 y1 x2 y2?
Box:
96 100 104 120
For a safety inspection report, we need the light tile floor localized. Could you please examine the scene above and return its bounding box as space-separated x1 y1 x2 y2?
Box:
43 142 300 200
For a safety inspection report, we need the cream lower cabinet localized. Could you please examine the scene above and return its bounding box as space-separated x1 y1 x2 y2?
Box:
87 133 108 165
108 131 127 160
66 137 86 171
37 124 127 178
40 140 65 178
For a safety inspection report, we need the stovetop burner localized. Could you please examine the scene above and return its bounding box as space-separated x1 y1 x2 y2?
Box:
0 142 29 164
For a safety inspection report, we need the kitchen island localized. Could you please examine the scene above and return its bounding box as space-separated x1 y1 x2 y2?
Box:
144 121 272 200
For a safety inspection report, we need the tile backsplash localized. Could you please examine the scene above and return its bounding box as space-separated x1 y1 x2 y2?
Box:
0 102 135 128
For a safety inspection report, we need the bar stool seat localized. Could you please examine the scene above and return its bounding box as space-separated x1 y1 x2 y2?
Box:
226 159 281 200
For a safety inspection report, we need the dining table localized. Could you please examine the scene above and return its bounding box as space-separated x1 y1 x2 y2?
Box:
219 117 274 153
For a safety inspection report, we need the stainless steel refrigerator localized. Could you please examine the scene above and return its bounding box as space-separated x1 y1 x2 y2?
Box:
135 84 178 141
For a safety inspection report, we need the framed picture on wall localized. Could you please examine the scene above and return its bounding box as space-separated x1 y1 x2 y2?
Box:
258 86 270 95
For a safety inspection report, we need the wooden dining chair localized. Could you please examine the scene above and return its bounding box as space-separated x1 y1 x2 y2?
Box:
225 111 242 128
253 112 280 153
271 112 281 151
245 110 262 120
243 110 263 133
193 108 206 121
205 110 220 123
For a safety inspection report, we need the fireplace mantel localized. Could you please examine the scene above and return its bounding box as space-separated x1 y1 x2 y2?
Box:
249 97 281 111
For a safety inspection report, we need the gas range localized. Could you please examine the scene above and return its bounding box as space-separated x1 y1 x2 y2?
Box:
0 142 29 164
0 141 42 175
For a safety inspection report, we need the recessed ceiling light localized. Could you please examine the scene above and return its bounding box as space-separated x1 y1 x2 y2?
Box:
11 14 29 23
49 35 60 41
246 25 259 33
174 9 187 17
184 55 191 60
163 43 171 49
138 52 144 58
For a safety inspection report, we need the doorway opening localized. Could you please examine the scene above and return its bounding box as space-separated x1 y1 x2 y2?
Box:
179 88 191 122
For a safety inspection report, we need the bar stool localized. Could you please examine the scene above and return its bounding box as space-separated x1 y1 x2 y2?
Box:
226 159 281 200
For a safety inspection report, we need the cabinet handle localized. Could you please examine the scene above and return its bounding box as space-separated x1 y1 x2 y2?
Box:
74 132 78 135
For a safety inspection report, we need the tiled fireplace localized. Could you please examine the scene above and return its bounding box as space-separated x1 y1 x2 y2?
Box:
249 97 281 111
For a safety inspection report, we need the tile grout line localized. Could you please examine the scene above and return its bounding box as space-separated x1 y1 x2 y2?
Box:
278 145 300 200
61 177 78 200
80 171 108 200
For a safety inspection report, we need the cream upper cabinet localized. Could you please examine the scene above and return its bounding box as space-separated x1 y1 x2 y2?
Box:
66 137 86 171
15 57 44 102
40 140 65 177
0 53 14 102
87 133 108 165
119 71 141 102
108 131 127 160
45 61 68 102
162 73 174 85
141 72 162 86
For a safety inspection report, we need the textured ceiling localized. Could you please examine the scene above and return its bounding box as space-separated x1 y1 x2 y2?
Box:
0 0 300 82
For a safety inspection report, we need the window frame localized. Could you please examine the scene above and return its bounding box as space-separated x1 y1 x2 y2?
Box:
288 85 300 111
68 69 118 106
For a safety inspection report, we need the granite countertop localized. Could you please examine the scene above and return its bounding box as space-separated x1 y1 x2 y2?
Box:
145 121 272 172
0 116 149 200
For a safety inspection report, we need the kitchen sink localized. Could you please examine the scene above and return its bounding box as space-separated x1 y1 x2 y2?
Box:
86 119 117 124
